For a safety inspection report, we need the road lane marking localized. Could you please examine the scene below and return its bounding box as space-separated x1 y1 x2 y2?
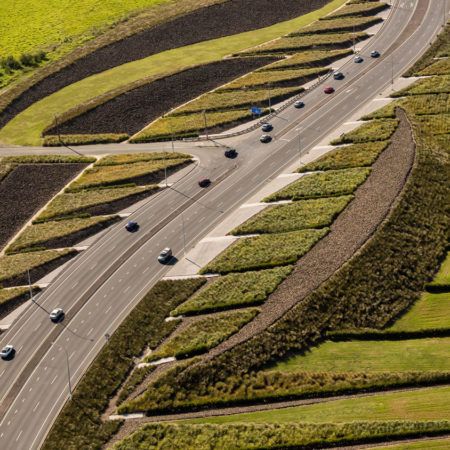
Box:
50 375 58 385
14 410 17 415
143 267 151 274
123 286 131 294
21 398 25 403
105 306 112 314
69 352 75 360
28 387 32 392
72 281 79 289
0 370 5 378
87 328 94 336
15 430 22 441
33 402 40 412
36 377 40 382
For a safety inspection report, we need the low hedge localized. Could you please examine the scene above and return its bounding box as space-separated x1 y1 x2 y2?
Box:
201 228 328 274
291 15 382 35
1 155 96 164
95 151 191 166
328 329 450 340
330 119 399 144
116 365 156 406
43 133 129 146
112 421 450 450
323 1 388 19
42 278 205 450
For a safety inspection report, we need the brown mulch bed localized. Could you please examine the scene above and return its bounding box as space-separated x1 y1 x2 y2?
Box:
0 163 88 252
44 58 273 136
0 0 328 131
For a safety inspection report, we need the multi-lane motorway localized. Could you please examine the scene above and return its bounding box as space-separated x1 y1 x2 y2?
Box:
0 0 447 447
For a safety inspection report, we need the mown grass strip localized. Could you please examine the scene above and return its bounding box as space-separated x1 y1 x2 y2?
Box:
171 267 293 316
112 421 450 449
427 252 450 291
146 308 259 362
201 228 328 274
231 195 352 235
298 141 389 172
43 133 129 146
291 15 382 35
330 119 399 144
6 216 120 254
264 167 371 202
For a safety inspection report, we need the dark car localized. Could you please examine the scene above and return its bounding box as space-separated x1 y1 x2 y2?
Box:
333 71 344 80
0 345 15 360
224 148 238 158
50 308 65 323
261 123 273 132
158 247 172 264
198 178 211 188
354 55 364 63
324 86 335 94
294 100 305 109
260 134 272 143
370 50 380 58
125 221 139 232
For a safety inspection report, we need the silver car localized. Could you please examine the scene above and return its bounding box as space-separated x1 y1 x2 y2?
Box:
50 308 65 323
158 247 173 264
0 345 15 360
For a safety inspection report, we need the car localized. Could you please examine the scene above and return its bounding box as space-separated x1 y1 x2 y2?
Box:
354 55 364 63
260 134 272 143
50 308 65 323
324 86 335 94
261 123 273 132
0 345 15 360
198 178 211 188
224 148 238 158
158 247 172 264
370 50 380 58
333 71 344 80
294 100 305 109
125 220 139 232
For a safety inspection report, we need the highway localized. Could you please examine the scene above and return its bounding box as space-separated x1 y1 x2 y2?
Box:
0 0 447 447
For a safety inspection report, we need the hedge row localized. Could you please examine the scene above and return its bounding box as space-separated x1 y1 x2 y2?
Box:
42 278 205 450
43 133 129 146
291 15 382 35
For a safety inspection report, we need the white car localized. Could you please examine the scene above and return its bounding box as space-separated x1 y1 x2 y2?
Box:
158 247 173 264
0 345 15 360
50 308 65 322
354 55 364 63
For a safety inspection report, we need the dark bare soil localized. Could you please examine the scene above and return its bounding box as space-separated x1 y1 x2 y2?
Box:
0 0 328 130
45 58 273 136
0 287 41 320
0 164 88 252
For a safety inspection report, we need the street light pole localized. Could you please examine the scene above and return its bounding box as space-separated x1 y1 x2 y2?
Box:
181 213 187 257
268 83 272 113
203 110 208 140
391 54 394 87
62 346 72 399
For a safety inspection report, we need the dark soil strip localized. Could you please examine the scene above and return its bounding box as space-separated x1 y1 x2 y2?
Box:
0 0 328 131
206 108 416 359
44 58 273 136
0 164 88 252
0 288 40 320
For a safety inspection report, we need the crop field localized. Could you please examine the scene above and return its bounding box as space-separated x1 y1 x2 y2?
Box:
192 386 450 424
330 119 399 144
43 133 129 146
201 228 328 274
231 195 352 235
171 267 293 316
291 15 382 35
264 167 371 202
146 308 259 361
418 58 450 76
270 338 450 373
6 215 120 254
173 86 303 115
35 185 158 221
392 75 450 96
324 1 388 19
299 141 389 172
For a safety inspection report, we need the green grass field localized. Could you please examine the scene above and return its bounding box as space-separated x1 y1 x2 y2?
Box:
429 252 450 288
0 0 348 146
188 385 450 424
267 338 450 373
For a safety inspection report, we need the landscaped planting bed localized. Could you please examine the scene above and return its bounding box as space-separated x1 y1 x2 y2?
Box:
299 141 389 172
146 309 259 362
402 93 450 116
291 15 382 35
0 155 95 164
42 278 205 450
112 421 450 450
171 267 293 316
0 249 78 286
0 163 13 182
323 1 388 19
95 152 191 166
43 133 129 146
392 76 450 96
427 252 450 291
264 168 371 201
35 185 158 222
418 58 450 76
117 365 156 406
0 286 40 319
231 195 352 235
173 86 303 115
201 229 328 274
0 163 88 251
330 119 399 144
6 215 121 254
241 32 368 55
415 114 450 135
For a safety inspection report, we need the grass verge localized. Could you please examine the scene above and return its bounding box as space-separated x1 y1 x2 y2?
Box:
43 133 129 146
330 119 399 144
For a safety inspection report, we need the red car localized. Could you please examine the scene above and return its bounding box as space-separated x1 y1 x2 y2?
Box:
324 86 335 94
198 178 211 188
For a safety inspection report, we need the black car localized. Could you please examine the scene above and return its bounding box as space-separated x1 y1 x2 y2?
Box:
224 148 238 158
333 71 345 80
260 134 272 143
294 100 305 109
125 221 139 232
261 123 273 132
198 178 211 188
370 50 380 58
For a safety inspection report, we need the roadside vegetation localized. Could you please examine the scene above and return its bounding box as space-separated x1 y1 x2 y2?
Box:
392 76 450 97
43 133 129 146
330 119 399 144
291 15 382 34
324 1 388 19
0 286 40 318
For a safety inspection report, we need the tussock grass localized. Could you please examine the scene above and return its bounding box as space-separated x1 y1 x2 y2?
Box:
231 195 352 235
117 365 156 406
0 287 30 306
392 76 450 97
323 1 388 19
403 93 450 116
415 114 450 135
95 152 191 166
36 185 158 221
0 155 95 164
171 267 293 316
201 229 328 274
0 163 14 182
264 167 371 202
418 58 450 76
362 102 397 120
291 15 382 35
298 141 389 172
330 119 399 144
146 308 259 361
43 133 129 146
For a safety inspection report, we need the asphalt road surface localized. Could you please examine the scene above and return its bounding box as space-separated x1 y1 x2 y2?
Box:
0 0 447 447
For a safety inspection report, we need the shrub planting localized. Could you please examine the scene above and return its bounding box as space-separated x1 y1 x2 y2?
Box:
415 114 450 136
392 76 450 97
42 278 205 450
0 155 95 164
0 286 40 319
264 167 371 201
201 228 328 274
95 152 191 166
0 163 14 182
418 58 450 76
361 102 397 120
231 195 352 235
323 1 388 19
291 15 382 35
330 119 399 144
401 93 450 116
171 267 293 316
146 308 259 362
298 141 389 172
43 133 129 146
116 365 156 406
